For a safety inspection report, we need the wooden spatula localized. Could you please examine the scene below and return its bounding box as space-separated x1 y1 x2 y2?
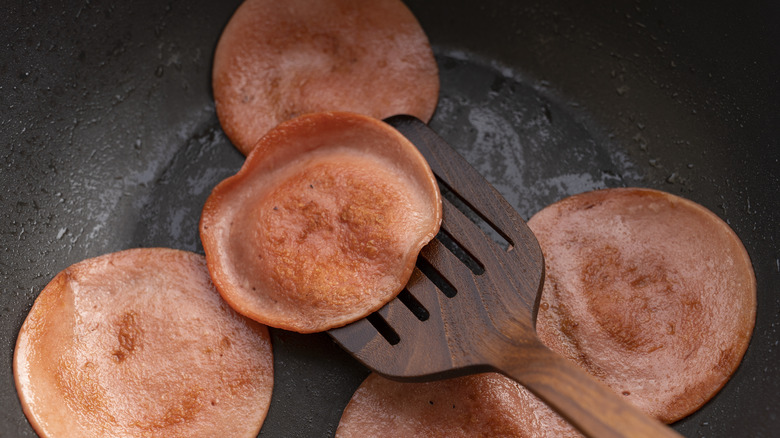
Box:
329 116 682 438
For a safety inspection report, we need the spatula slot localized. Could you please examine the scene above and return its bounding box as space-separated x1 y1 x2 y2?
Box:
416 256 457 298
397 289 430 321
435 176 513 252
436 229 485 275
366 312 401 345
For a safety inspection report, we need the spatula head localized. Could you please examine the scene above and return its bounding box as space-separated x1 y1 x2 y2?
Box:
329 115 545 381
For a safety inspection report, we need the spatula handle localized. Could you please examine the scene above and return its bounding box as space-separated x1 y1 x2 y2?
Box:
498 342 683 438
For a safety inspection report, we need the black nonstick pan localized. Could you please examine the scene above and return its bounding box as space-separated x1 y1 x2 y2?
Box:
2 0 777 436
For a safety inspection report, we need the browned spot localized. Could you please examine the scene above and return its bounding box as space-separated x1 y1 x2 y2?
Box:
647 344 664 353
558 315 579 340
279 105 302 122
55 359 115 426
221 336 232 349
580 245 679 353
112 311 141 363
259 160 409 306
268 76 280 90
133 387 207 432
312 32 341 56
225 372 257 397
336 177 397 262
295 200 334 242
716 348 737 372
161 388 204 426
630 273 654 288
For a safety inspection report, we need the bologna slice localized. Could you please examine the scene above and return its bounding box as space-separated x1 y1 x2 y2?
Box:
212 0 440 155
336 373 582 438
200 112 441 333
336 188 755 435
529 188 756 422
14 248 274 438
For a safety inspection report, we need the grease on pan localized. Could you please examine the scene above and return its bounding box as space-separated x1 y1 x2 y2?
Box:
13 248 274 438
200 112 442 333
212 0 440 155
530 188 756 423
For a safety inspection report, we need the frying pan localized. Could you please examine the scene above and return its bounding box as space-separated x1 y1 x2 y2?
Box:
1 0 777 436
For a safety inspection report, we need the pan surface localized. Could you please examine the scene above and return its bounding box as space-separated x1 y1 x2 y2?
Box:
1 0 777 436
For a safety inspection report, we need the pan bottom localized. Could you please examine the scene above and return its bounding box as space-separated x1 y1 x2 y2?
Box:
102 51 660 437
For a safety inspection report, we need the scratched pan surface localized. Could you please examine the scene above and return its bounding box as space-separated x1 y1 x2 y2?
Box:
1 0 778 436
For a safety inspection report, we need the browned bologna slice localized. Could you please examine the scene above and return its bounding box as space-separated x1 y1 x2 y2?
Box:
212 0 440 155
529 187 756 423
336 373 583 438
200 112 441 333
14 248 274 438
